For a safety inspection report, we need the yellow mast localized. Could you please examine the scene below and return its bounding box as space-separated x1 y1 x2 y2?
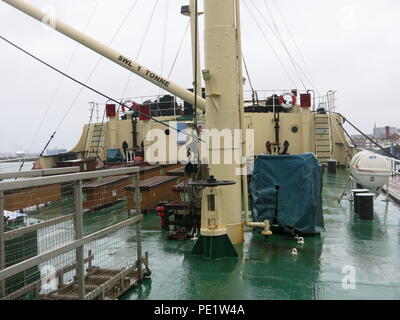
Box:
192 0 244 257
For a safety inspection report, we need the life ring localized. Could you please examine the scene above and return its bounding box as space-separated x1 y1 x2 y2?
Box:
121 100 138 113
279 92 297 109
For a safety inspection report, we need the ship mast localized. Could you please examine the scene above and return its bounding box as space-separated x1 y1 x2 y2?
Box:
191 0 245 257
181 1 203 104
190 0 203 106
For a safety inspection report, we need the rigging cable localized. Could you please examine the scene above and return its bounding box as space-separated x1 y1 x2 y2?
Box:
262 0 319 93
242 52 260 105
249 0 307 91
158 0 170 96
12 0 141 167
334 112 397 158
15 0 140 169
261 0 310 90
120 0 160 101
27 0 101 154
242 54 255 93
55 0 140 132
271 0 321 95
242 1 297 89
167 20 190 78
0 35 200 142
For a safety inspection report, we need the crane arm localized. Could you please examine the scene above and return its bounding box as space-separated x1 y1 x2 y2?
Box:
1 0 206 111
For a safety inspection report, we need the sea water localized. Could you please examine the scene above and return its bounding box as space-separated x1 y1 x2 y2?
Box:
0 161 34 173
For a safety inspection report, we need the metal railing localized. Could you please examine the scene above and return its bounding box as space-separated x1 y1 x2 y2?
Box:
0 167 80 182
243 89 317 111
0 167 143 300
89 94 185 120
390 158 400 177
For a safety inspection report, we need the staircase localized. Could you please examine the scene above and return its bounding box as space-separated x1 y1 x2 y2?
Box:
85 123 106 160
314 114 333 163
84 106 107 160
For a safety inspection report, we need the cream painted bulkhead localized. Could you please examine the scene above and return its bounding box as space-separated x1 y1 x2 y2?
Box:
62 108 353 166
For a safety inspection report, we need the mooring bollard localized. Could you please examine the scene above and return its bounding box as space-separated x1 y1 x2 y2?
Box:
327 159 337 174
357 193 375 220
352 189 370 213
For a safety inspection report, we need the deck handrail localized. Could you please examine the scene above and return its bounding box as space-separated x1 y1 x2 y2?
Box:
0 166 142 300
0 167 139 192
0 167 80 181
389 158 400 177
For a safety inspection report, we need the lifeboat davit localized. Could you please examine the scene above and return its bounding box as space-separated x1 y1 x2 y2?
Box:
350 151 392 191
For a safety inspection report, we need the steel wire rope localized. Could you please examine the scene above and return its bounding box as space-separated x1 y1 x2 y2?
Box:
27 0 102 154
0 35 203 142
271 0 321 95
249 0 307 91
54 0 140 132
158 0 170 96
120 0 160 101
262 0 320 93
167 20 190 79
261 0 311 90
242 1 298 89
242 54 255 93
9 0 142 163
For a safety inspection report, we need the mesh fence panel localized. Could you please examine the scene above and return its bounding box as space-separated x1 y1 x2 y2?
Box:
1 170 142 300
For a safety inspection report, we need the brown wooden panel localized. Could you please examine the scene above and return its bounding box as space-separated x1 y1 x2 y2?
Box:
83 176 131 210
139 166 164 180
4 184 61 211
172 179 190 202
56 158 97 172
166 166 186 177
126 176 180 211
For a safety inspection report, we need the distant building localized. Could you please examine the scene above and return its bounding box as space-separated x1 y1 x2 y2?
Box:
46 148 68 155
350 134 375 149
373 126 398 139
15 150 26 158
350 125 399 149
0 152 12 158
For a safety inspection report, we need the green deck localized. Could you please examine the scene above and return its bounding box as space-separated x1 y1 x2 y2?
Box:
119 168 400 300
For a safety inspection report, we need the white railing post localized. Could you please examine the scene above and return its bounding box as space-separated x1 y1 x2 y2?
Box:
74 180 85 300
133 173 142 280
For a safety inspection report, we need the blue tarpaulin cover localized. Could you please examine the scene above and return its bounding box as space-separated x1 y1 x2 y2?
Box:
250 153 325 234
107 149 124 163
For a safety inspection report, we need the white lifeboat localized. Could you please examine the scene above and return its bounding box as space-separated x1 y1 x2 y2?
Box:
350 151 392 191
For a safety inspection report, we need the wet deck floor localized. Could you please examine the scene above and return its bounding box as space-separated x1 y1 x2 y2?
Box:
119 168 400 300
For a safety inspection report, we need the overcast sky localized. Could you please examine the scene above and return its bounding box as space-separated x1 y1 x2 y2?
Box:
0 0 399 153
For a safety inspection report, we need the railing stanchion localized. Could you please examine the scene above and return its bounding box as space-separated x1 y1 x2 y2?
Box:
74 180 85 300
0 191 5 298
133 172 142 280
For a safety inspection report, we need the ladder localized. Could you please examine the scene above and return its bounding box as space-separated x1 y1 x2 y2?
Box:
85 110 106 160
314 113 333 163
